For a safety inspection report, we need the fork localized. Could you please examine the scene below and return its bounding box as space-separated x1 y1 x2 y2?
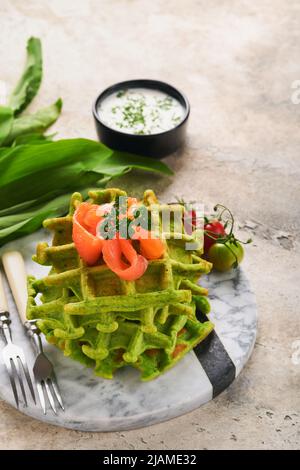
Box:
23 320 65 414
0 270 35 408
2 251 64 414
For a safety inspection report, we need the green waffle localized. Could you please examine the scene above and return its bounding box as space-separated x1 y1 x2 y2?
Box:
27 188 214 380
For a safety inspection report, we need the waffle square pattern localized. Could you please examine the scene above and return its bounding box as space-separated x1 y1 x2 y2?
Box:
27 189 214 380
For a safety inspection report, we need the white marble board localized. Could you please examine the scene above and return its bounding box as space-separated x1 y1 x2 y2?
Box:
0 231 257 431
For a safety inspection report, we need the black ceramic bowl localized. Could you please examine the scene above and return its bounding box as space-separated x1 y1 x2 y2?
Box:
92 79 190 158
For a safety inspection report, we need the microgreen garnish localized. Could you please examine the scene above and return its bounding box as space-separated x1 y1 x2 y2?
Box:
98 197 150 240
116 90 126 98
100 89 184 135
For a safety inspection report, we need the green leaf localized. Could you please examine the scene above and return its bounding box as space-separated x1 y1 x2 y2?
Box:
8 37 42 116
0 138 172 243
11 132 55 147
0 138 110 185
0 139 171 209
0 198 42 217
0 208 63 246
3 98 62 146
0 186 106 246
0 106 13 145
0 191 73 230
98 150 174 176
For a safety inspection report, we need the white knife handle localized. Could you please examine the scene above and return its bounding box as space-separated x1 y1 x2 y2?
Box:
2 251 27 324
0 270 8 312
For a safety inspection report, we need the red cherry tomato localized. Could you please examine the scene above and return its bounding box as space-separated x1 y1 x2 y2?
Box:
204 220 226 253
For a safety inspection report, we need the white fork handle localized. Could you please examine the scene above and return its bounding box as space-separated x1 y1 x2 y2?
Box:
2 251 27 324
0 270 8 312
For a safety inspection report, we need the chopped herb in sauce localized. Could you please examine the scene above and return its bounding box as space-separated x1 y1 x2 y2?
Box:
98 88 185 135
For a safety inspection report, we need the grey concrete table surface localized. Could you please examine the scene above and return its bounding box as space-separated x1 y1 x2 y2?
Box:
0 0 299 450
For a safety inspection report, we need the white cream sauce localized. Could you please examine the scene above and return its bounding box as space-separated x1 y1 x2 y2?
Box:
98 88 185 135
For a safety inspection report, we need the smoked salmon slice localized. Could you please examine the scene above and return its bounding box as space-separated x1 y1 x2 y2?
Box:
133 226 165 260
72 200 164 279
73 203 103 265
102 238 148 281
103 238 148 281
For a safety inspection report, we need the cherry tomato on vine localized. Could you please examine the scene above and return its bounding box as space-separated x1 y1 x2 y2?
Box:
204 220 226 252
206 241 244 272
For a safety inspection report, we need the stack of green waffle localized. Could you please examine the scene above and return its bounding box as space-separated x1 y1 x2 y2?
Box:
27 189 214 380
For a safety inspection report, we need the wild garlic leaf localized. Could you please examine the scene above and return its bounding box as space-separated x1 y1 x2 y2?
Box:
95 150 174 176
0 106 13 145
0 138 172 242
8 37 42 116
0 138 171 196
3 98 62 145
0 138 110 185
11 132 55 147
0 187 104 246
0 198 42 217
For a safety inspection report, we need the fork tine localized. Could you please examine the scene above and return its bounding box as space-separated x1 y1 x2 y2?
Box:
3 356 19 408
49 376 64 411
36 382 46 414
45 379 57 415
14 358 27 407
18 354 36 403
